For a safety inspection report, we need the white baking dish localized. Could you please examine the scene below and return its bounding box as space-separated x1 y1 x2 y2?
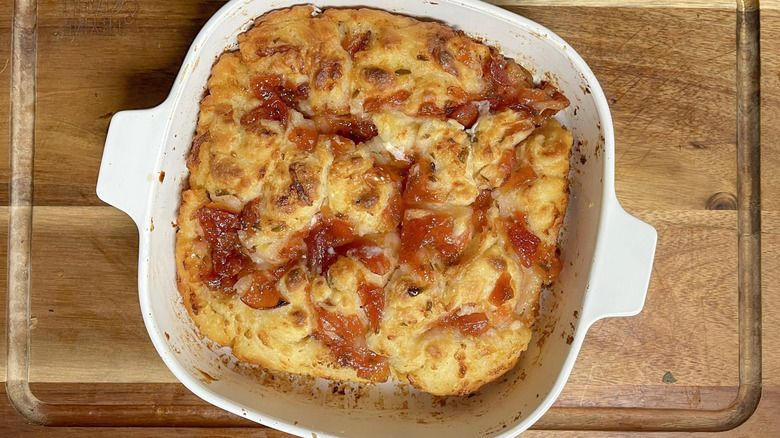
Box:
96 0 657 436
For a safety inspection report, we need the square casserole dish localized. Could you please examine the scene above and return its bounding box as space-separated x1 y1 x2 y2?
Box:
96 0 657 436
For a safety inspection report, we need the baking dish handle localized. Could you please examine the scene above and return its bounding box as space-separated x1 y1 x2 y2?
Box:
96 105 168 227
582 200 657 325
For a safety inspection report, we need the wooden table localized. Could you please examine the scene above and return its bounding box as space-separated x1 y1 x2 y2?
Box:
1 0 778 436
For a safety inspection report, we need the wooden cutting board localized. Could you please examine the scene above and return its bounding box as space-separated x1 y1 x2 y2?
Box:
1 0 778 436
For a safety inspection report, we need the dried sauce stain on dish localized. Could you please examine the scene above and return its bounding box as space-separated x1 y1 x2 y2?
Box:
175 5 573 397
196 367 218 384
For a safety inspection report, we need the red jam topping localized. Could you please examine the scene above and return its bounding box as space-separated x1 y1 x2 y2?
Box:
506 214 540 268
314 114 378 144
239 263 296 310
288 126 319 152
446 101 480 128
363 90 411 112
357 281 385 332
342 31 372 56
305 217 355 275
250 74 308 108
470 189 492 233
505 213 562 282
439 312 490 336
315 308 389 381
489 272 514 306
196 206 249 290
241 99 288 127
340 237 392 275
400 212 465 265
502 165 537 189
403 159 443 204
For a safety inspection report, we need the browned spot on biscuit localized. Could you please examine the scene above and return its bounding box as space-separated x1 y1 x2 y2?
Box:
355 191 379 208
429 31 459 77
275 192 293 211
215 104 234 122
189 293 200 315
257 44 295 57
314 59 343 90
436 49 458 76
488 257 507 271
248 123 273 136
379 29 401 49
290 179 311 205
285 267 306 290
454 349 467 378
362 67 396 90
187 132 209 169
458 362 468 378
257 332 272 346
342 30 371 56
211 158 243 181
291 310 307 327
489 366 504 376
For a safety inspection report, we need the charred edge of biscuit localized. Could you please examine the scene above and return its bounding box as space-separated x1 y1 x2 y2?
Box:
270 299 290 309
289 163 312 205
292 179 309 204
355 191 378 208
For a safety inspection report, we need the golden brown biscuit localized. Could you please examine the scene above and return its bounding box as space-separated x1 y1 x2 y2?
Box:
177 6 572 395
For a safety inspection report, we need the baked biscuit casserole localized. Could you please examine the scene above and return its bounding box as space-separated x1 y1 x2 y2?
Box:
176 6 573 396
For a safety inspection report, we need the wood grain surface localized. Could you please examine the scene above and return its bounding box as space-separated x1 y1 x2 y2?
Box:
1 0 778 436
